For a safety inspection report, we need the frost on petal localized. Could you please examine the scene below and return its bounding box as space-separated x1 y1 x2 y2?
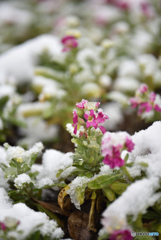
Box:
76 99 88 109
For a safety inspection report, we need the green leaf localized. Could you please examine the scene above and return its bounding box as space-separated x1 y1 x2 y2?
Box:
88 173 122 190
142 210 161 220
110 181 129 195
0 163 8 171
75 183 87 205
0 96 9 111
91 191 97 200
5 167 17 178
102 187 116 201
138 162 149 168
125 162 133 167
79 171 93 178
7 116 27 128
21 163 30 173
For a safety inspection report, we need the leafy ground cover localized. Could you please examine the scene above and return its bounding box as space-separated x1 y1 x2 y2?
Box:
0 0 161 239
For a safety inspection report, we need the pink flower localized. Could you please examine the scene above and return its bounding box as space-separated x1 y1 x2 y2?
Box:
138 83 148 94
0 222 6 231
125 138 134 152
154 104 161 112
84 110 98 129
103 146 124 169
84 109 108 133
149 92 156 102
99 125 107 134
138 102 152 115
97 110 109 123
116 1 129 11
109 229 133 240
72 110 78 134
61 35 78 52
140 2 151 17
129 97 138 108
76 100 100 111
76 99 88 109
101 132 134 169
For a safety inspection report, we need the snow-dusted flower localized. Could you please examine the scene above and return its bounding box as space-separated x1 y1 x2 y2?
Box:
109 229 133 240
84 109 108 133
72 100 108 135
129 84 161 116
61 35 78 52
76 99 88 109
101 132 134 169
76 99 100 111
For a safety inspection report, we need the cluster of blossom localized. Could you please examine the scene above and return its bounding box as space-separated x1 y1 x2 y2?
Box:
72 99 109 135
129 84 161 116
101 131 134 169
61 35 78 52
106 0 151 16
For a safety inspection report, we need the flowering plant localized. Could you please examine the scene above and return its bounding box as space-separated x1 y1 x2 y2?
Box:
129 84 161 120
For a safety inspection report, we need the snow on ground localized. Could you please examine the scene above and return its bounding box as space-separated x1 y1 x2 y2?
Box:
35 149 74 188
0 189 64 239
0 34 62 83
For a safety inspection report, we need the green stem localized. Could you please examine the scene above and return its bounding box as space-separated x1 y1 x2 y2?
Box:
121 165 134 182
88 196 97 232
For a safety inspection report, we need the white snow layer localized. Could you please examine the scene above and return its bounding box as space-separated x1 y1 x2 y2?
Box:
0 200 64 239
14 173 32 189
0 34 62 83
36 149 73 188
102 121 161 232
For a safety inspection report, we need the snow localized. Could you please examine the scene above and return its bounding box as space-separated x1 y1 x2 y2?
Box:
118 60 140 78
108 91 128 105
0 34 62 83
4 142 43 164
17 117 59 147
113 77 140 92
0 202 64 239
14 173 32 189
0 188 12 210
66 176 90 210
99 75 112 88
0 85 15 99
81 82 101 98
102 121 161 232
0 2 32 26
16 102 51 117
36 149 73 188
